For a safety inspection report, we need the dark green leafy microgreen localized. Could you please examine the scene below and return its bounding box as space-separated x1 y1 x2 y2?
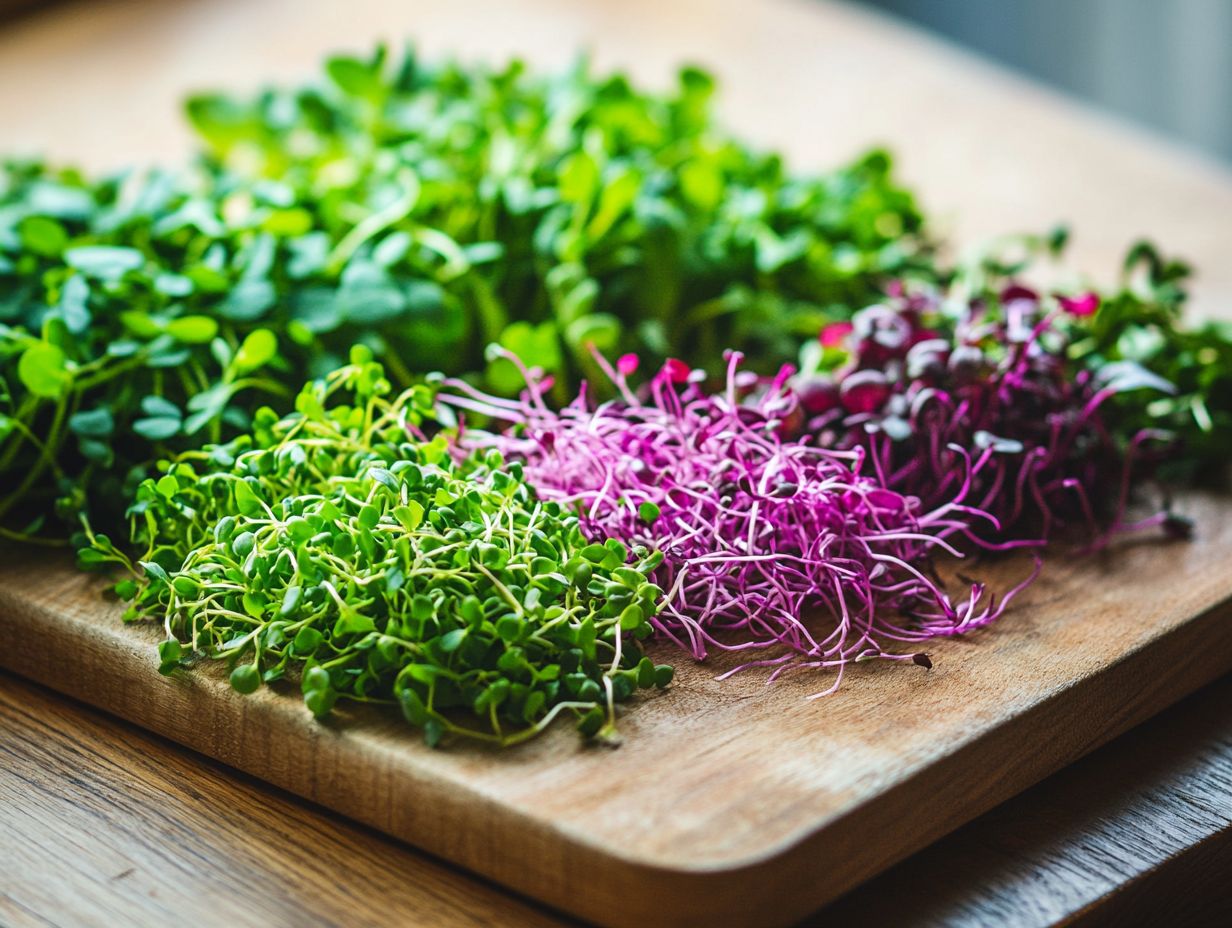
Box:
82 350 668 747
2 47 929 542
1064 241 1232 484
185 46 929 394
0 161 297 542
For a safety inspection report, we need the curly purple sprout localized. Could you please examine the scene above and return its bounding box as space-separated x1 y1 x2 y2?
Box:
438 349 1037 692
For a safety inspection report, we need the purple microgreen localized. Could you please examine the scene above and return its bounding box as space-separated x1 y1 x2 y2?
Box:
439 349 1031 691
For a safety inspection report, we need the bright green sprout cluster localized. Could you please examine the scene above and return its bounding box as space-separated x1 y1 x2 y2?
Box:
82 351 672 747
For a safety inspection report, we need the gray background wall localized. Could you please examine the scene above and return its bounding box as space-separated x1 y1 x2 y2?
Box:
859 0 1232 165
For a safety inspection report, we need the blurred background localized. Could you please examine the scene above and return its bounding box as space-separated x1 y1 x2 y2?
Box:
1 0 1229 164
860 0 1232 164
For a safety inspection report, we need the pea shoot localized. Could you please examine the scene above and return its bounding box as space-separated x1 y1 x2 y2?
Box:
83 349 670 747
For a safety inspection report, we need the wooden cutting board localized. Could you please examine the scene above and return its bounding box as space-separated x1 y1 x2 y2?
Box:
5 0 1232 924
4 491 1232 927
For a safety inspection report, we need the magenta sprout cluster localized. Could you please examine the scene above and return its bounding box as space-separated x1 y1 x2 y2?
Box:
439 351 1037 691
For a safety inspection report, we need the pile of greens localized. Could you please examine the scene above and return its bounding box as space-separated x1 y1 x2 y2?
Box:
84 350 671 746
1064 242 1232 484
795 232 1232 495
186 46 928 383
1 46 928 541
6 44 1231 747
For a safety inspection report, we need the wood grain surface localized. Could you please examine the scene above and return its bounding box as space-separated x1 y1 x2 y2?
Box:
822 676 1232 927
0 672 561 928
4 490 1232 926
3 0 1232 925
4 672 1230 928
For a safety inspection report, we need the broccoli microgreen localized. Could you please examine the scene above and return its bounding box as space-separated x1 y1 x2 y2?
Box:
82 349 670 747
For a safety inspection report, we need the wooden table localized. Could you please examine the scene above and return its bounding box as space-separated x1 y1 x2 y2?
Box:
4 669 1230 927
2 0 1231 925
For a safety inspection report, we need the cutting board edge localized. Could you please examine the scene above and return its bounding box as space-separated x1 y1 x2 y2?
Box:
4 569 1232 927
751 589 1232 918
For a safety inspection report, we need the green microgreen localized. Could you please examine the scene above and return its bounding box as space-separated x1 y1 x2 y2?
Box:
82 349 669 747
1065 241 1232 483
0 44 929 542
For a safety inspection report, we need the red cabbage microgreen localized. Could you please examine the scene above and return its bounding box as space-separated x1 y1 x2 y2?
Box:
796 282 1186 548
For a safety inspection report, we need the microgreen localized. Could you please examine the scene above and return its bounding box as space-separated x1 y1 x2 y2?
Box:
793 286 1166 544
1065 241 1232 485
792 238 1223 543
186 45 930 390
82 349 670 747
439 350 1032 691
1 47 929 542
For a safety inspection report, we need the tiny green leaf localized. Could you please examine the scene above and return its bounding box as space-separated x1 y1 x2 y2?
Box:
165 315 220 343
64 245 144 279
229 663 262 694
233 328 278 373
18 343 70 398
